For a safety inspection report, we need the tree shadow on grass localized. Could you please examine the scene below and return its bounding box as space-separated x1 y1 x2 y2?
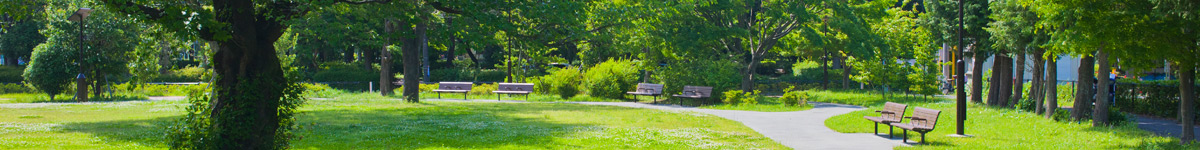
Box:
58 103 602 149
59 116 180 148
291 104 598 149
1084 126 1200 149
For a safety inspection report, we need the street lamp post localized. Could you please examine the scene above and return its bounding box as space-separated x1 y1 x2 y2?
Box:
68 8 92 102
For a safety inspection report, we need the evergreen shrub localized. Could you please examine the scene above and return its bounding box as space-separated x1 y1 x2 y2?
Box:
583 60 639 99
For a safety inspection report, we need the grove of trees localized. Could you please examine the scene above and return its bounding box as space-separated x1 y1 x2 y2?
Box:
1 0 1197 148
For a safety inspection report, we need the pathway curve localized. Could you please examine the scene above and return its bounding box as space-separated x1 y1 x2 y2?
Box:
422 99 910 149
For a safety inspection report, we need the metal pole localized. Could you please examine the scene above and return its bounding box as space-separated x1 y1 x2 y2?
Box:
75 17 87 102
956 0 967 135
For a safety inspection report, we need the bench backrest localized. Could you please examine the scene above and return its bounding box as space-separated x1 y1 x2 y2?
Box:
911 107 941 129
635 83 664 94
681 86 714 98
883 102 908 121
497 83 535 92
438 82 474 90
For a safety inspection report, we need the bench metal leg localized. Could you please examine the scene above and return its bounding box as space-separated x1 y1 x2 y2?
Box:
463 93 468 100
525 94 528 101
497 94 501 101
920 132 926 144
889 125 894 138
437 92 442 99
902 129 908 143
873 122 878 135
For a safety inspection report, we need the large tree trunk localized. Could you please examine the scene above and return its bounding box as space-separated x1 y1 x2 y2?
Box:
1045 56 1059 118
380 20 395 96
1012 50 1025 107
1033 49 1046 114
996 54 1013 106
842 54 852 89
1072 55 1095 121
971 51 985 103
400 19 422 103
1094 47 1111 126
987 55 1001 105
1180 64 1196 143
205 5 290 147
2 51 16 66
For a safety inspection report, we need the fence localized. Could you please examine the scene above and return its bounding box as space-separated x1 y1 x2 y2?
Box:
1113 81 1200 123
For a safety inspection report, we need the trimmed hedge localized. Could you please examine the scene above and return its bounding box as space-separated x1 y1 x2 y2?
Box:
0 83 33 94
1113 79 1200 123
429 68 507 82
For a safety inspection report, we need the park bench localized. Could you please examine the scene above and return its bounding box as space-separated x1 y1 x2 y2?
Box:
863 102 908 138
432 82 473 100
492 83 534 101
625 83 664 103
670 86 713 105
891 107 942 144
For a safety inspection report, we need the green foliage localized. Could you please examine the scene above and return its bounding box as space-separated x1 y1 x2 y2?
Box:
1052 108 1072 121
0 66 25 83
154 67 210 82
168 78 305 150
722 90 762 105
723 90 746 105
0 83 33 94
22 42 74 99
312 62 379 82
530 67 583 98
1114 80 1200 122
419 83 440 92
582 60 640 99
779 88 809 107
469 83 498 95
429 68 508 82
111 83 206 97
0 19 45 66
558 82 579 99
654 60 742 100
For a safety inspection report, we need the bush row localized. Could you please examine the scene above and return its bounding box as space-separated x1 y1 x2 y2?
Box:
429 68 507 82
0 66 24 83
0 83 34 94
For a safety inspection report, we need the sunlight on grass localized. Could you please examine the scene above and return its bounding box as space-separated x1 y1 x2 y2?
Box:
1 94 788 149
819 91 1200 149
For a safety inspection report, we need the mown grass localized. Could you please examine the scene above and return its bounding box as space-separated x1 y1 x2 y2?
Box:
1 94 788 149
0 93 147 104
816 90 1200 149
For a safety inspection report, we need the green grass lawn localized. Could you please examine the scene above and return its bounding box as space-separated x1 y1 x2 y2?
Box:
0 94 788 149
816 90 1200 149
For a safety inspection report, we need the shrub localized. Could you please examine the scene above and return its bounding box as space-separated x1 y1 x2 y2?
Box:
0 83 33 94
723 90 745 105
654 60 742 99
419 83 440 92
301 83 342 98
23 43 75 100
780 89 809 107
559 83 579 99
1052 109 1071 121
723 90 761 105
155 67 209 82
583 60 640 99
0 66 25 83
430 68 508 82
532 67 583 97
469 83 498 95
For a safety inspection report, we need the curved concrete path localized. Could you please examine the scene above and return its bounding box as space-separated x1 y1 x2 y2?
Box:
567 101 909 150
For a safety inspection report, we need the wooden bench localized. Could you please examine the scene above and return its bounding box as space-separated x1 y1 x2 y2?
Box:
492 83 534 101
671 86 713 105
863 102 908 138
431 82 473 100
625 83 664 103
891 107 941 144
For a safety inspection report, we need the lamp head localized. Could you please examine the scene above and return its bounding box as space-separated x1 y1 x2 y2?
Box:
67 8 93 22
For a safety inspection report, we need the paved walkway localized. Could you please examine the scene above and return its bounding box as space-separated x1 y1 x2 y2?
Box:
1135 115 1200 141
566 101 909 150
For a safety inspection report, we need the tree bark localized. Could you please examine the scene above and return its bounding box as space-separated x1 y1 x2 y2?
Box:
1012 50 1025 107
401 19 422 103
1072 54 1095 121
1033 49 1046 114
971 51 985 103
1001 55 1014 107
987 54 1001 105
1045 55 1058 118
842 54 852 89
380 20 394 96
1094 47 1111 126
1180 64 1196 143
